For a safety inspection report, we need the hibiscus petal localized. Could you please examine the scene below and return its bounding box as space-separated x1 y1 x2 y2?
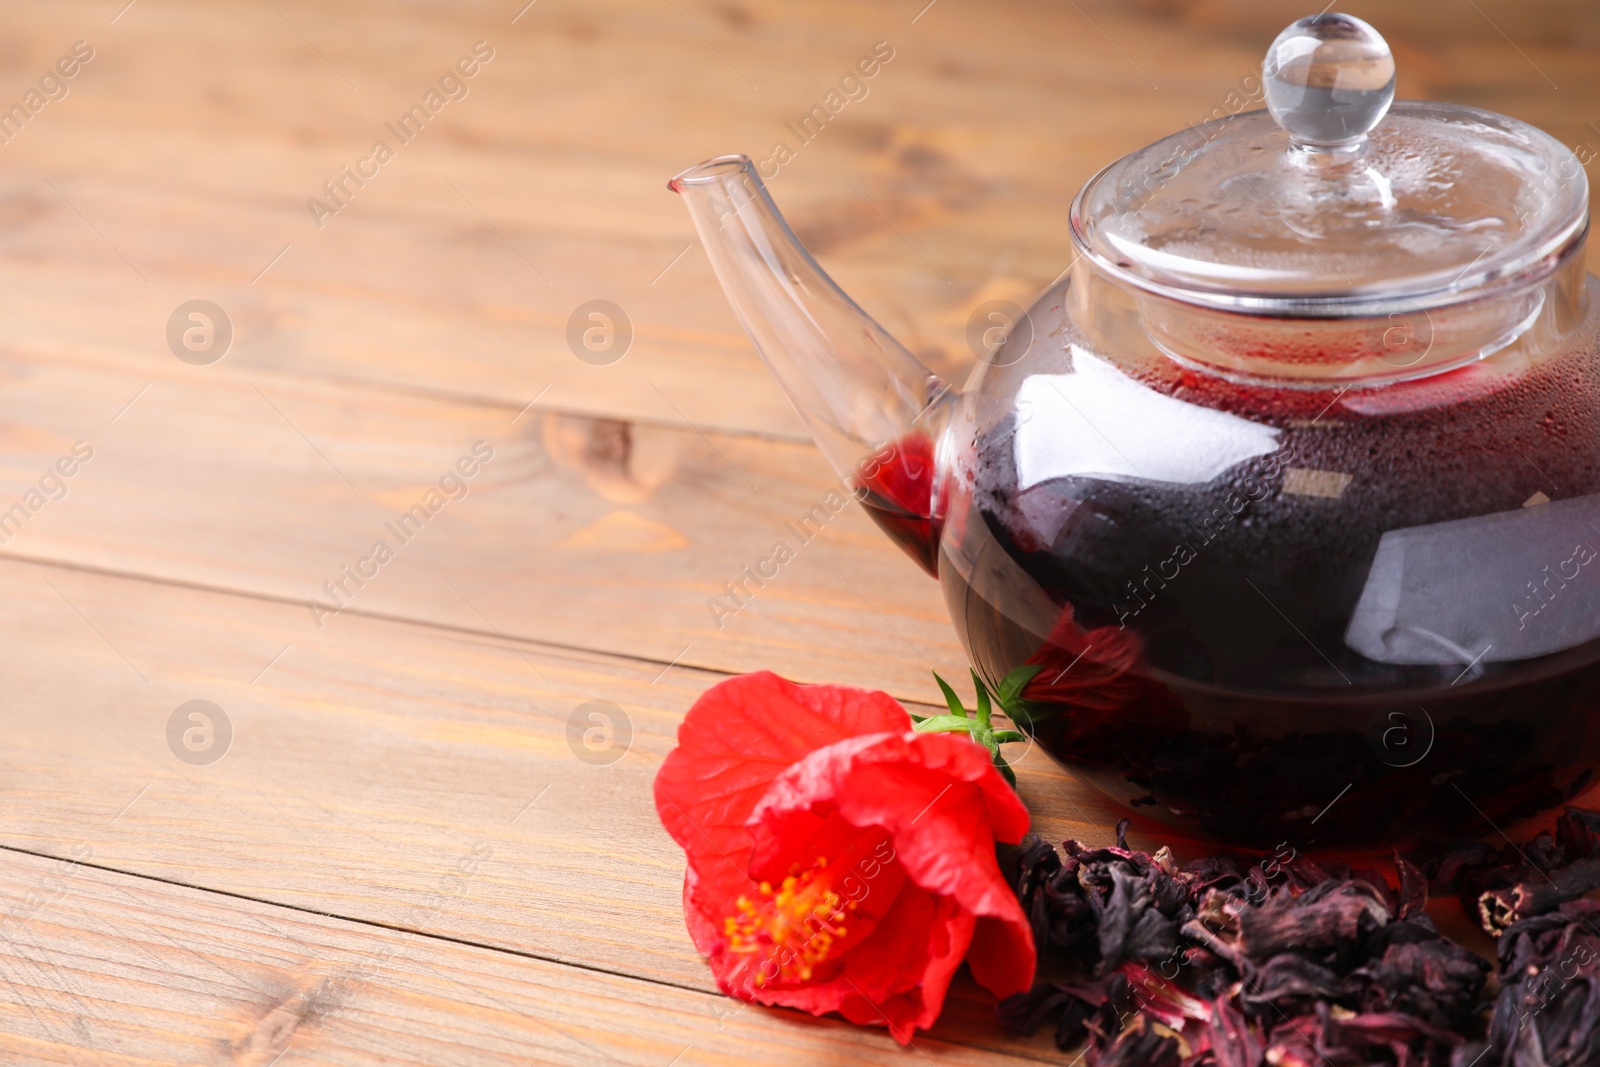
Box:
837 892 975 1044
748 732 1037 1002
721 883 968 1045
723 882 944 1023
967 913 1039 1000
713 894 967 1048
680 865 723 959
693 811 910 1000
655 672 912 872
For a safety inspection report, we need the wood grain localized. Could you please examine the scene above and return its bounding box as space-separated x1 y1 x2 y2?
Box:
0 345 970 701
0 847 1069 1065
0 552 1131 995
0 0 1590 440
0 0 1594 1061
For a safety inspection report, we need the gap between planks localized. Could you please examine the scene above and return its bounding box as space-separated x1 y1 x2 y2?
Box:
0 847 1064 1066
0 546 738 694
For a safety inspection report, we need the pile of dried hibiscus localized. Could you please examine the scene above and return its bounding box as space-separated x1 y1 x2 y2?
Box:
1001 810 1600 1066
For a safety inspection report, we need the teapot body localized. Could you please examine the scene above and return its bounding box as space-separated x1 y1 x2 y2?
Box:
671 16 1597 849
930 252 1600 847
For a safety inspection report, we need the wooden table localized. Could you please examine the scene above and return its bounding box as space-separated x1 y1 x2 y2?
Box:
0 1 1595 1062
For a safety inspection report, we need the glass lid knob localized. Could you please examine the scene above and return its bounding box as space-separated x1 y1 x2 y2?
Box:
1263 13 1396 150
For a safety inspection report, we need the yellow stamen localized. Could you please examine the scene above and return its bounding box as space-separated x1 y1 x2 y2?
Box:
724 857 858 985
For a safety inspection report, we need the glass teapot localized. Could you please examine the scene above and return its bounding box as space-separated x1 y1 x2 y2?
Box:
670 14 1597 849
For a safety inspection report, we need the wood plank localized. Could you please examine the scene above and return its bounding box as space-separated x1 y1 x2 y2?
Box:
0 552 1130 999
0 345 969 700
0 0 1590 440
0 558 1558 1061
0 848 1064 1064
4 553 1572 1061
0 2 1589 1063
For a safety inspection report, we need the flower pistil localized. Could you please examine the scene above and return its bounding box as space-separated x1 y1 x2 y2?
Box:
724 857 859 985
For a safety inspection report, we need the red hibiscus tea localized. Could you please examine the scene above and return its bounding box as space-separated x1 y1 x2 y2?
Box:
855 434 941 577
860 341 1600 849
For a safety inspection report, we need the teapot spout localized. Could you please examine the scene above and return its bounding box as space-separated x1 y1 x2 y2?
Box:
670 155 951 573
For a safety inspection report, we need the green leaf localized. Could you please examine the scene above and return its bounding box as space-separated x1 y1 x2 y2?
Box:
913 715 976 734
921 668 1027 794
1002 699 1042 727
996 663 1044 707
932 671 967 718
971 668 993 730
993 753 1017 787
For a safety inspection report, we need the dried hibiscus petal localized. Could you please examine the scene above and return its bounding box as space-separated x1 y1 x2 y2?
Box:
1478 857 1600 937
1485 898 1600 1066
1182 879 1391 966
1429 809 1600 938
1002 806 1600 1065
999 978 1124 1051
1265 1004 1467 1067
1239 952 1342 1016
1089 1013 1184 1067
1342 935 1490 1031
1004 829 1505 1065
1396 852 1430 920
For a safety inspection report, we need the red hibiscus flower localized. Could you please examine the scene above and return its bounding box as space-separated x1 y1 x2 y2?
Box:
654 671 1036 1043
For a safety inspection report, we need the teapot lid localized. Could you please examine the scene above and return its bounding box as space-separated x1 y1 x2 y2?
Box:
1071 14 1589 315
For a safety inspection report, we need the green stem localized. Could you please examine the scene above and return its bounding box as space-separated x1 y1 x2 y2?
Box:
917 667 1037 790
